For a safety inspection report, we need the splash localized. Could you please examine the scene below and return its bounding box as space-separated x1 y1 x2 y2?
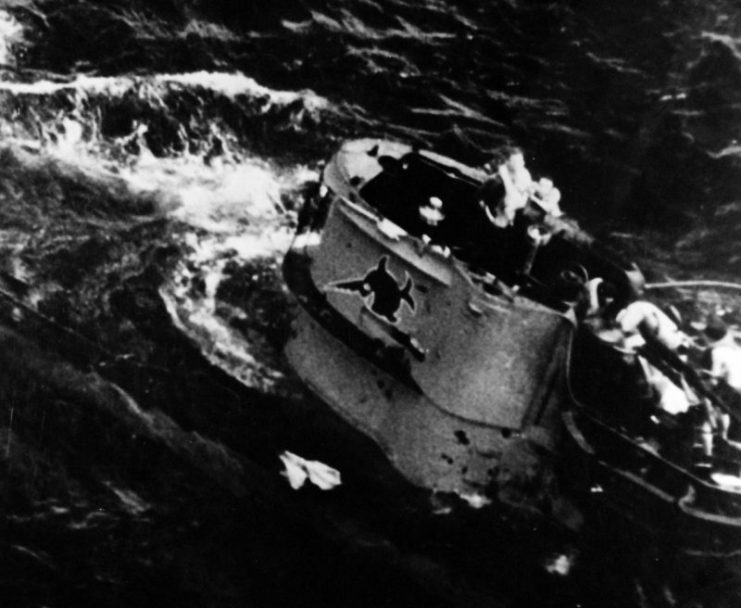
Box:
154 155 316 391
92 117 315 391
120 155 289 233
0 68 318 394
0 10 23 67
0 74 134 96
0 47 321 395
0 67 331 175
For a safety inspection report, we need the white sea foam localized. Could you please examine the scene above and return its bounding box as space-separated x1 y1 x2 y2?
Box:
1 112 305 392
113 149 309 237
147 152 315 390
0 54 320 392
161 272 283 391
156 71 328 110
51 117 86 157
180 19 240 42
0 69 328 178
0 11 23 67
0 70 328 111
0 74 137 96
173 163 284 230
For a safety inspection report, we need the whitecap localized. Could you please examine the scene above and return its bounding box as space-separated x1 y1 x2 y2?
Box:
0 70 328 113
0 10 23 67
155 71 328 110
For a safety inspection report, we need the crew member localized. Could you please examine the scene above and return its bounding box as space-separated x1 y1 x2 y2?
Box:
530 177 562 217
616 300 689 352
478 146 533 228
418 196 449 255
704 317 741 396
419 196 445 231
637 356 696 416
700 317 741 441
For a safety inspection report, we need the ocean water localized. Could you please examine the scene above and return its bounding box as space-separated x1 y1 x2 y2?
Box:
1 1 741 606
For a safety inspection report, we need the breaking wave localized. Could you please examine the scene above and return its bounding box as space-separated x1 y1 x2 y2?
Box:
0 10 23 66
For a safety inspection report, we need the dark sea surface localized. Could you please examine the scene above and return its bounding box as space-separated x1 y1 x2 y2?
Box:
1 1 741 607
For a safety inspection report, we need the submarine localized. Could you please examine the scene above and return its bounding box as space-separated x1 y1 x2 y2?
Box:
282 139 741 559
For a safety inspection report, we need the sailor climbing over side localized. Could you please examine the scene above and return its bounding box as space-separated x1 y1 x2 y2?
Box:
615 299 689 352
478 146 562 228
703 317 741 398
611 301 735 465
699 317 741 443
417 196 450 256
529 177 563 218
476 146 531 227
474 146 564 281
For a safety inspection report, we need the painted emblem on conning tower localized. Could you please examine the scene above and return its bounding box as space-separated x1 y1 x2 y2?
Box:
329 257 415 323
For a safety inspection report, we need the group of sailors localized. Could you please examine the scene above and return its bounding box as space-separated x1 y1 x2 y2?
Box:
467 146 741 474
478 145 563 227
416 145 562 240
415 145 566 286
417 145 741 473
585 279 741 470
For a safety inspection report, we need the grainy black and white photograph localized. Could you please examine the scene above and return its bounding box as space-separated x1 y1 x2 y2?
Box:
1 1 741 607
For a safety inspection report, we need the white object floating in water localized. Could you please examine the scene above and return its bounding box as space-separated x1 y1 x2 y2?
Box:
457 492 492 509
279 451 342 491
544 552 576 576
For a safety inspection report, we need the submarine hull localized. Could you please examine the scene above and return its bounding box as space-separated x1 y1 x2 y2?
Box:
286 299 568 501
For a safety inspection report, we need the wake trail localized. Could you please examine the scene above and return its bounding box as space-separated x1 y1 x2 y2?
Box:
0 17 325 392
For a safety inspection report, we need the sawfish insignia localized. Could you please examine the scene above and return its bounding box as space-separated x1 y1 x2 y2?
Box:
331 257 415 323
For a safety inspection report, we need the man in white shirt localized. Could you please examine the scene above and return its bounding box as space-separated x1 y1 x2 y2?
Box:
497 149 533 223
530 177 562 217
705 318 741 393
695 317 739 453
616 300 689 352
479 147 533 228
636 356 694 415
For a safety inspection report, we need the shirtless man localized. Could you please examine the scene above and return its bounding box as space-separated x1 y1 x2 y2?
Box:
616 300 689 352
479 146 533 228
530 177 562 217
704 318 741 395
498 148 533 223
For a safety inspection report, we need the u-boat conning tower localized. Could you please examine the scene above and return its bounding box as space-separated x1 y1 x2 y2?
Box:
283 139 587 514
